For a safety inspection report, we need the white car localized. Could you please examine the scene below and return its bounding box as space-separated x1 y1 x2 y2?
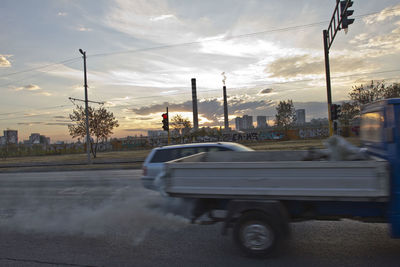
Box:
141 142 253 190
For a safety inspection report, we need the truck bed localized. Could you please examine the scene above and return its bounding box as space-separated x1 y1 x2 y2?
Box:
163 151 389 201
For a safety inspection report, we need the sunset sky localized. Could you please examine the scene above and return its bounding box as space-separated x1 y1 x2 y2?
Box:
1 0 400 142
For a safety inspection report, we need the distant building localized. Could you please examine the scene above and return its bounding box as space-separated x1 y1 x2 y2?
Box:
310 118 329 126
235 117 243 131
3 130 18 144
28 133 50 145
148 130 168 138
242 115 253 130
40 135 50 145
235 115 254 130
256 116 267 128
295 109 306 125
29 133 41 144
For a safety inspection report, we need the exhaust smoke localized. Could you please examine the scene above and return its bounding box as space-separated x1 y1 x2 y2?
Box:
0 186 190 246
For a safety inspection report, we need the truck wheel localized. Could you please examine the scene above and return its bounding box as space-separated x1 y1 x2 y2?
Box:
233 211 280 257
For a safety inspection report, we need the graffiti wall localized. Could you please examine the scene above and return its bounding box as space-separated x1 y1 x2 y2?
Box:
298 127 329 139
222 131 285 142
221 127 330 142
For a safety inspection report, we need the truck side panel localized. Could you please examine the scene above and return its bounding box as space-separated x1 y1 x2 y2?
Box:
165 160 389 201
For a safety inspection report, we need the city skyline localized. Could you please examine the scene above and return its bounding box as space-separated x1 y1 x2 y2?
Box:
1 0 400 141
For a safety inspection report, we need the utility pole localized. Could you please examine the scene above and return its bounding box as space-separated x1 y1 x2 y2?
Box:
323 0 355 136
79 49 91 164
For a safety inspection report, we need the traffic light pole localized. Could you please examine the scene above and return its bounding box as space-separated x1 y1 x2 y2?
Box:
323 0 354 136
323 30 334 136
167 107 170 145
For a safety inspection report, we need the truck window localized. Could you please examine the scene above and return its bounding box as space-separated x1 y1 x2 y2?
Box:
150 149 180 163
360 111 384 143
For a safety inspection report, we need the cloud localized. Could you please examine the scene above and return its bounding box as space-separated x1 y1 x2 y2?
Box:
135 117 154 121
36 91 52 96
0 55 11 67
45 123 71 126
355 22 400 53
150 14 175 21
58 12 68 16
199 38 285 58
266 54 367 78
15 84 41 91
17 122 44 126
104 0 211 43
17 121 70 127
13 84 53 96
259 88 273 94
77 26 93 32
363 4 400 24
123 128 151 132
53 116 68 119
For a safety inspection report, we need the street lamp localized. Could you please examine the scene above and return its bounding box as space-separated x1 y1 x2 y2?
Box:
79 49 91 164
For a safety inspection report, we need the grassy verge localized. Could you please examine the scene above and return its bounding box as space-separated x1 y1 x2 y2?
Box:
0 149 151 165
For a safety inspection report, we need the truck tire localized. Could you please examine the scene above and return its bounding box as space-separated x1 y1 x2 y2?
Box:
233 211 281 257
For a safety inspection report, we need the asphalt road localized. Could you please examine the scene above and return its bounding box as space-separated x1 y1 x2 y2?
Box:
0 170 400 267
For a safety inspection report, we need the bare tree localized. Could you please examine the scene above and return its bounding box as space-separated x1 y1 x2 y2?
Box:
274 100 296 130
338 102 359 127
68 105 119 158
170 114 192 142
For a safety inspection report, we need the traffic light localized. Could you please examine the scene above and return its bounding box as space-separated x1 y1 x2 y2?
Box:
162 113 169 131
331 104 341 120
336 104 341 117
340 0 354 30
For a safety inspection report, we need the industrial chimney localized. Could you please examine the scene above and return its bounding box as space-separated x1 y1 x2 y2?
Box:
191 78 199 130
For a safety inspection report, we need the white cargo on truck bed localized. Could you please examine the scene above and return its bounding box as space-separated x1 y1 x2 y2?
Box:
163 151 389 201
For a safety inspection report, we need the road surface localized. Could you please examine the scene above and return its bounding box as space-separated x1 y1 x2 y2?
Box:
0 169 400 266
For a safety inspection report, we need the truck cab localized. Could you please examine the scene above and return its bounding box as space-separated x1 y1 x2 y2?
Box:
361 98 400 237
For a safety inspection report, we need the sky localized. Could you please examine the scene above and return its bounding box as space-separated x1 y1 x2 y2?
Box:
1 0 400 142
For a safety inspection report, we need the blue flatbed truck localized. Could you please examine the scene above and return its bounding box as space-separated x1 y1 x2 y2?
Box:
161 98 400 257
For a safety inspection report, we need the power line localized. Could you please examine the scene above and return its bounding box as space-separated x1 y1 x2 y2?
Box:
0 104 72 117
0 111 71 121
0 59 81 88
0 58 80 79
1 6 399 80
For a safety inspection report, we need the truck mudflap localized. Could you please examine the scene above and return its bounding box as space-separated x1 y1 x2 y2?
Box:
221 200 290 236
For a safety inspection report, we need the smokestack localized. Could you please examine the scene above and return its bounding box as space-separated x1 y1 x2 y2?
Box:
191 78 199 130
221 72 229 130
223 85 229 130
